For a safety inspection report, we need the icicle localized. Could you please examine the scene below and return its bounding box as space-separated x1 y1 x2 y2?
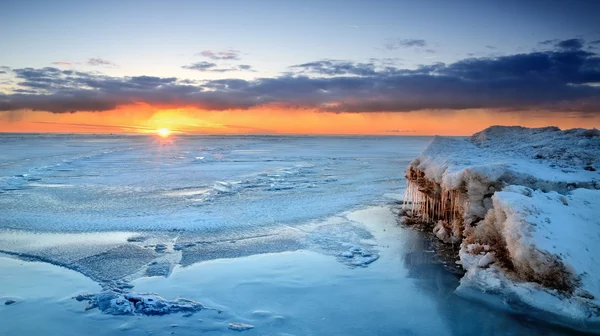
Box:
402 183 411 210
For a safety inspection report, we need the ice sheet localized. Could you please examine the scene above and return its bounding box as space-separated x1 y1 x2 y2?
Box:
0 135 427 231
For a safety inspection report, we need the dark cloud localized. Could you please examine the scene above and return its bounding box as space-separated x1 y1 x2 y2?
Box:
557 38 584 50
440 49 600 84
1 38 599 114
129 76 178 86
539 39 558 46
384 38 427 50
12 89 38 94
88 58 117 67
0 68 198 113
196 50 241 60
540 38 587 51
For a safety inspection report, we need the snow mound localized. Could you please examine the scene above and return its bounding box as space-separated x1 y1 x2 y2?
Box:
74 291 210 316
459 186 600 328
403 126 600 332
414 128 599 192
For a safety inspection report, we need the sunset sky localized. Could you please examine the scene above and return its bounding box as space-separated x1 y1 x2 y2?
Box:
1 0 599 135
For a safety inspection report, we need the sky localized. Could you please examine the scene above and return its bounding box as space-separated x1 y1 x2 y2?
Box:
1 0 599 135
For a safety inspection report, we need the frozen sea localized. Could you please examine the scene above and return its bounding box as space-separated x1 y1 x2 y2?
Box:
0 134 583 335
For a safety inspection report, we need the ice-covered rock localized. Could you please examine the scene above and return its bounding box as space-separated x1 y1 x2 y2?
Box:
74 291 209 316
402 126 600 332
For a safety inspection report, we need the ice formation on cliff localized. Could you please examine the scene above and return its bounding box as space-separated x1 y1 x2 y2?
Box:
402 126 600 331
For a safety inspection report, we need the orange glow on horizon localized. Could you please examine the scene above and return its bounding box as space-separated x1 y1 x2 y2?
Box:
0 104 598 136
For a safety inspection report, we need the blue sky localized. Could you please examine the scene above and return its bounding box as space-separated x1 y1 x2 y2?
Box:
2 0 599 79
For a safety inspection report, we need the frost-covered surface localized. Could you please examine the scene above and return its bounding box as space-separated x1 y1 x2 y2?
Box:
405 126 600 332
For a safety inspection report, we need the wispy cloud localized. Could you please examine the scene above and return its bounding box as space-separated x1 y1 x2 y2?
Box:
182 62 254 72
87 58 117 67
289 60 378 76
182 61 218 71
51 61 72 66
196 50 241 61
384 38 427 50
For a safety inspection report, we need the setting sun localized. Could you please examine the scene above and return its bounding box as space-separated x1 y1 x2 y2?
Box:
157 128 171 137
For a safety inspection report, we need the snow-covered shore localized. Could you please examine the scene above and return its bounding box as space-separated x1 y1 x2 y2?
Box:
402 126 600 332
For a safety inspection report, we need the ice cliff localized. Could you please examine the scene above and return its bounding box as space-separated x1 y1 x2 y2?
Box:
402 126 600 332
